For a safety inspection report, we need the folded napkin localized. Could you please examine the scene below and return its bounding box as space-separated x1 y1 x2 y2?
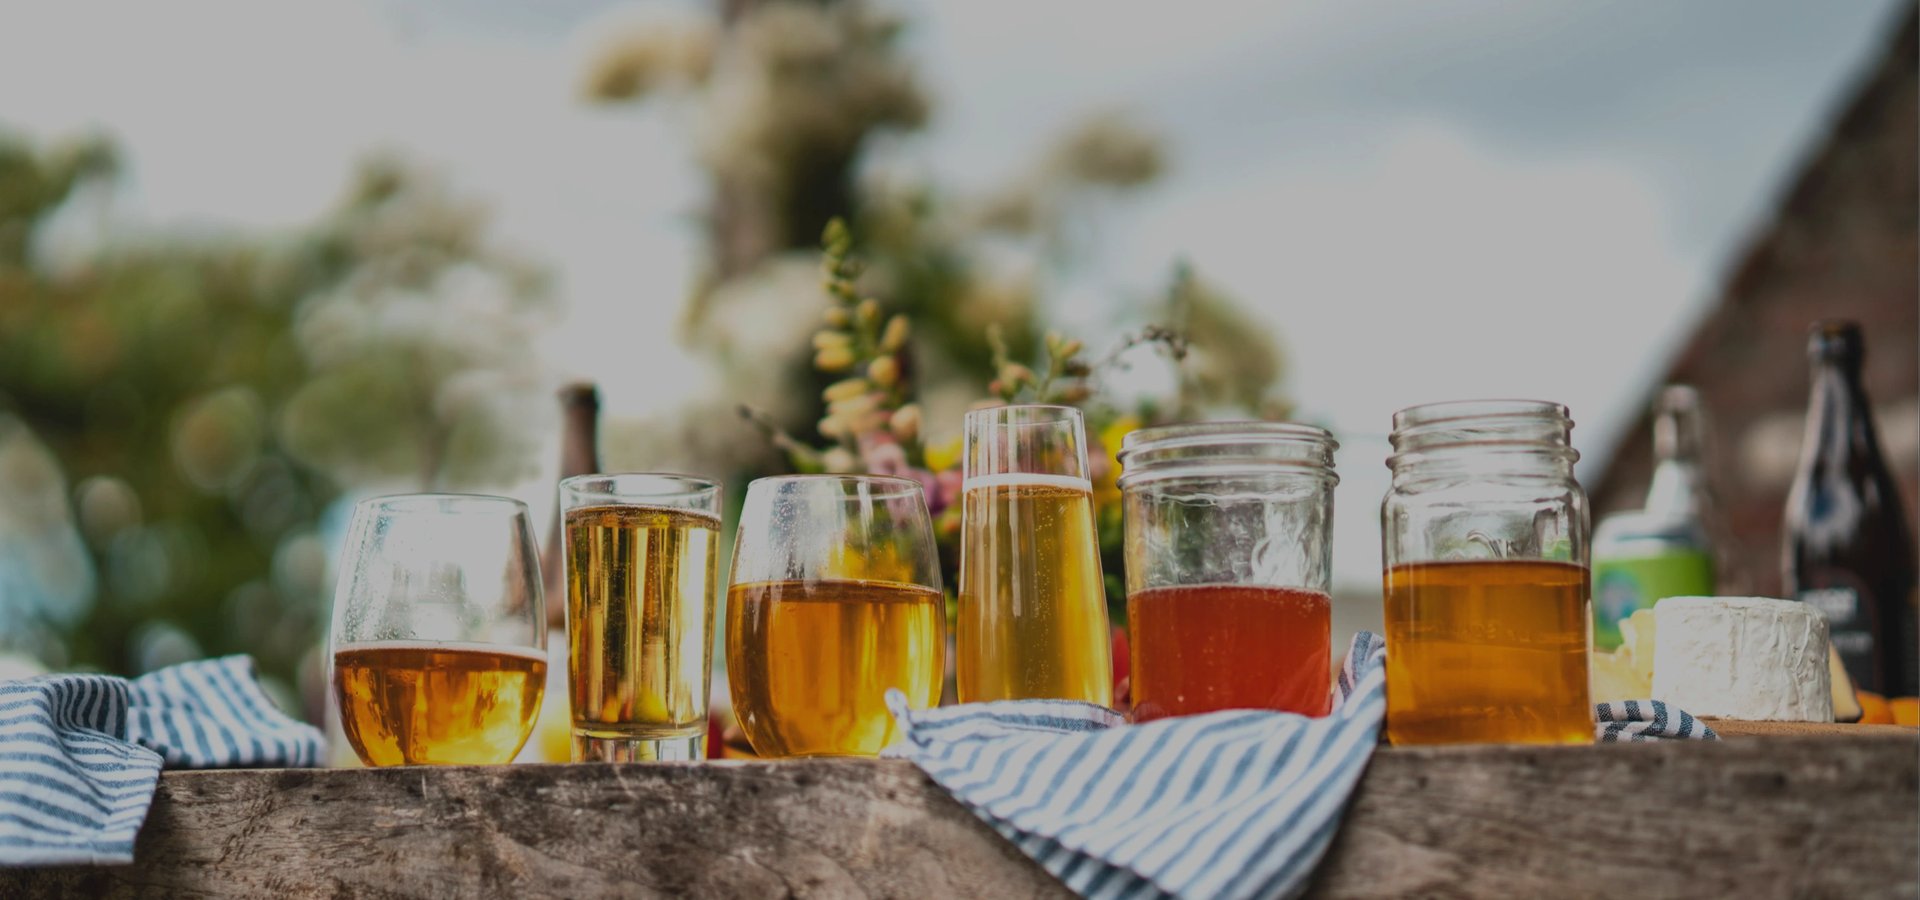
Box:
0 655 325 866
886 632 1713 900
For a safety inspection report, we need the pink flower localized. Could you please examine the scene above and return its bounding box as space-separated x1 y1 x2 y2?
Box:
931 469 964 516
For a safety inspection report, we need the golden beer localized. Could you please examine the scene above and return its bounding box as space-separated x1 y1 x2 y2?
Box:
333 642 546 766
565 504 720 755
957 475 1113 704
727 579 944 757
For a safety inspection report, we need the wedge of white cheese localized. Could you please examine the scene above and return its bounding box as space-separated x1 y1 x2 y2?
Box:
1651 596 1834 722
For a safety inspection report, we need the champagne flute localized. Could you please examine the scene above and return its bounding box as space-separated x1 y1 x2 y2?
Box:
726 475 944 757
329 493 547 766
957 405 1113 704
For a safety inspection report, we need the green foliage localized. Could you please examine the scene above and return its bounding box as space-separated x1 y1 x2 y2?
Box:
0 134 549 703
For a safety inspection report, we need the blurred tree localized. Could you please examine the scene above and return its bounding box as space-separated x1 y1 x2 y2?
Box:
582 0 1282 464
0 133 551 703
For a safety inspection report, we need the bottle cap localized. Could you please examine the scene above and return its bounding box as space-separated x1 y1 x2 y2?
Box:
1808 320 1864 364
558 382 600 411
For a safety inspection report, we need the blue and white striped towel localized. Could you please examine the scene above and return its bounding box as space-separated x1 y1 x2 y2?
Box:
886 631 1713 900
0 655 325 866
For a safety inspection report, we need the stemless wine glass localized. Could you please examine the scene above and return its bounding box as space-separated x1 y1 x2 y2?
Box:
329 494 548 767
726 475 945 757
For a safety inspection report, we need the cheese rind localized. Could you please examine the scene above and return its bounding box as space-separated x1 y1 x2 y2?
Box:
1651 596 1833 723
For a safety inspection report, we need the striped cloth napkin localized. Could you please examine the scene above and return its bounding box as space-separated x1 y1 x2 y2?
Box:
885 631 1713 900
0 655 325 866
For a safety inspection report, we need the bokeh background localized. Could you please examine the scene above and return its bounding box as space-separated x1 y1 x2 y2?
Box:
0 0 1913 749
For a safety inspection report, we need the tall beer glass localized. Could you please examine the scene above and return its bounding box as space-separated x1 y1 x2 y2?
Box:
726 475 944 757
561 474 721 761
329 494 548 766
958 405 1113 704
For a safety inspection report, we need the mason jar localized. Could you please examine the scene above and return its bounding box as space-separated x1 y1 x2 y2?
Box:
1118 422 1338 721
1382 400 1592 745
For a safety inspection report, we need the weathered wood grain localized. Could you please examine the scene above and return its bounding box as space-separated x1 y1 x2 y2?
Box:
1315 734 1918 900
5 736 1914 899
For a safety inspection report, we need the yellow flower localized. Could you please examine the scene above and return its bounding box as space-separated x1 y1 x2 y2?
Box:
880 315 910 352
925 436 963 473
815 345 855 371
1092 414 1141 505
823 448 857 472
868 355 899 388
823 377 871 402
890 403 921 443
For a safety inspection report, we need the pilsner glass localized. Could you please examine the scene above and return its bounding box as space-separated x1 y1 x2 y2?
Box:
329 494 548 766
726 475 944 757
957 404 1113 705
561 474 721 762
1119 423 1338 721
1382 400 1593 746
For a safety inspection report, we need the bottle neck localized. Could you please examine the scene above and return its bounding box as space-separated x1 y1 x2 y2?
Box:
560 408 601 476
1802 357 1881 475
1644 402 1707 519
558 391 602 479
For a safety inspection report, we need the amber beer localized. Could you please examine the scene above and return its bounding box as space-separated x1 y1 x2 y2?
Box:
1383 559 1592 745
566 503 720 758
1129 585 1331 721
333 642 546 766
958 474 1113 704
727 579 943 756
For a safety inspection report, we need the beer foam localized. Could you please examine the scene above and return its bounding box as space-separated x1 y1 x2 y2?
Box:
331 640 550 663
961 473 1094 493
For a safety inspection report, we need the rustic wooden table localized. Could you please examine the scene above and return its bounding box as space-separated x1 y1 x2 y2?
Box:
4 732 1914 899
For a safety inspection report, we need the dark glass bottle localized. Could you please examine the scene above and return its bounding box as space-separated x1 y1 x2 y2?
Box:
1783 321 1918 696
542 382 602 623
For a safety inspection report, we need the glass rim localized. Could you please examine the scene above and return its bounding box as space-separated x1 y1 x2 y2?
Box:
963 403 1085 427
1390 399 1570 431
1120 420 1337 451
1118 422 1338 488
560 472 719 499
1387 399 1578 468
357 492 530 516
747 473 926 500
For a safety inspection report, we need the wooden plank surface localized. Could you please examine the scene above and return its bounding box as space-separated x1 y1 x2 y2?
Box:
5 735 1914 899
1706 719 1917 739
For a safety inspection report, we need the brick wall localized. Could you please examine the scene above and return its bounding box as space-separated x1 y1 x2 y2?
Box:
1590 5 1918 596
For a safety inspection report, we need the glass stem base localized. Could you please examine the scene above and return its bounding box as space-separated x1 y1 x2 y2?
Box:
572 733 705 762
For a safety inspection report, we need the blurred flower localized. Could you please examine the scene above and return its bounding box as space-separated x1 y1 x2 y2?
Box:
880 315 910 352
823 447 857 473
924 436 962 473
130 620 203 673
823 377 871 402
815 344 855 371
889 403 921 443
74 475 141 545
171 386 265 494
1092 414 1141 506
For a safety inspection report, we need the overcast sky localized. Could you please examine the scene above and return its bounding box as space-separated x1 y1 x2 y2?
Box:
0 0 1903 589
